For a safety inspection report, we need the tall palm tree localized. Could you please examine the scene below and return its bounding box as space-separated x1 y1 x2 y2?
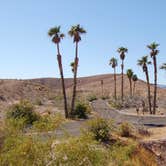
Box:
117 47 128 101
126 69 133 97
68 24 86 115
147 42 159 114
138 56 152 114
109 57 118 99
160 63 166 70
48 26 68 118
132 74 138 96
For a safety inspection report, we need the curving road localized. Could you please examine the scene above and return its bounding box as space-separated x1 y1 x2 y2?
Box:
91 99 166 126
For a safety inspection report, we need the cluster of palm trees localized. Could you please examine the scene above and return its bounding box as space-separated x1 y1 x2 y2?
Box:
48 25 86 118
110 42 165 115
48 25 165 117
109 51 138 100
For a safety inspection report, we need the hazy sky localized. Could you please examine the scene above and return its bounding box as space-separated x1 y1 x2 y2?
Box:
0 0 166 84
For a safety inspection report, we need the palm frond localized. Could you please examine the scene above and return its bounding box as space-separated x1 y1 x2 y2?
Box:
48 26 60 36
147 42 159 50
126 69 133 78
160 63 166 70
132 74 138 81
68 24 86 42
109 57 118 68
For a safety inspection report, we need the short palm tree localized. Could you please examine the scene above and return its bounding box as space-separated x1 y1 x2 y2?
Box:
117 47 128 101
147 42 159 114
132 74 138 96
138 56 152 114
48 26 68 118
160 63 166 70
68 24 86 115
109 57 118 99
70 62 75 73
126 69 133 97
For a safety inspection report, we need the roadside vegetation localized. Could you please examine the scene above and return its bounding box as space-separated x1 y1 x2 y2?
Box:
0 108 157 166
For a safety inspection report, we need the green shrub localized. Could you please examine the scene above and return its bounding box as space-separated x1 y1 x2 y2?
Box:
52 135 110 166
109 141 137 165
33 114 64 132
119 122 132 137
87 118 111 142
0 135 52 166
87 95 97 102
6 100 39 125
101 95 109 100
72 102 89 119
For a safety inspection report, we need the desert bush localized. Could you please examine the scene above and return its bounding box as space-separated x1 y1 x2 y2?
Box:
87 95 97 102
35 98 43 106
109 141 137 165
101 95 109 100
119 122 133 137
87 118 111 142
52 135 110 166
33 114 64 132
72 102 90 119
137 126 151 137
6 100 39 125
0 135 52 166
109 98 123 109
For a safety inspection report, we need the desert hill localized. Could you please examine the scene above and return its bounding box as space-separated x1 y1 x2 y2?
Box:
0 74 166 104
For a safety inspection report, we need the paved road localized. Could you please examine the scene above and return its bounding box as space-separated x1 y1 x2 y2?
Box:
91 99 166 126
30 100 166 139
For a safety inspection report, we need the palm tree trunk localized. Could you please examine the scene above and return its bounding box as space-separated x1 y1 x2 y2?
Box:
153 56 157 114
121 60 124 101
129 79 132 97
133 82 136 96
71 42 78 115
145 69 152 114
114 67 117 99
57 43 68 118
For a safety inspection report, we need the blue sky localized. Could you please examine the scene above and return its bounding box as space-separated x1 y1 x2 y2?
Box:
0 0 165 84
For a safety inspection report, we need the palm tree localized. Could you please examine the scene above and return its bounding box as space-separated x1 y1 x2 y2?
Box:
109 57 118 99
117 47 128 101
48 26 68 118
137 56 152 114
147 42 159 114
160 63 166 70
132 74 138 96
68 24 86 115
126 69 133 97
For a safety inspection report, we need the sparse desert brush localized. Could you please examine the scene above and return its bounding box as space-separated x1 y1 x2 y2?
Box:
119 122 133 137
87 94 97 102
34 98 43 106
87 118 113 142
0 134 52 166
52 135 110 166
33 113 64 132
108 140 157 166
71 101 90 119
109 141 137 165
109 98 123 109
6 100 39 126
137 126 151 137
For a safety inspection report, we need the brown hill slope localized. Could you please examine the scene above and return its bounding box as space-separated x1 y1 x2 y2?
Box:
0 74 165 104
